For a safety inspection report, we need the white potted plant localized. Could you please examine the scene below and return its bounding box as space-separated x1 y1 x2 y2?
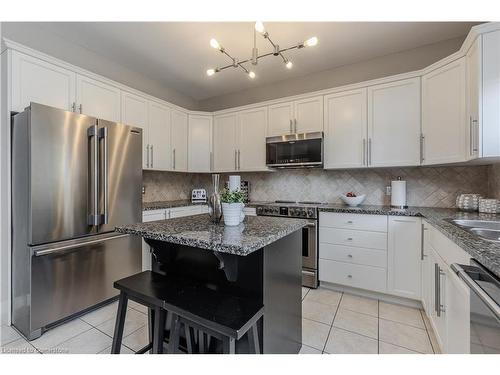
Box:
220 188 245 226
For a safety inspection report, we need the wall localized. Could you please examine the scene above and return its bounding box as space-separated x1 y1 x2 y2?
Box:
144 165 489 208
1 22 199 110
198 37 465 111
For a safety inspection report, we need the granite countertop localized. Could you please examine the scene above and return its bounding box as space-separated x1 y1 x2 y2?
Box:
143 200 207 211
318 204 500 278
116 215 307 256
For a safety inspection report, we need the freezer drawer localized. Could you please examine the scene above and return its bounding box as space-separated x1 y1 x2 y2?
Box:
12 233 141 340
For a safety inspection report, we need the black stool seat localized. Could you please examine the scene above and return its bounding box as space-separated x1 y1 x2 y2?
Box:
112 271 263 354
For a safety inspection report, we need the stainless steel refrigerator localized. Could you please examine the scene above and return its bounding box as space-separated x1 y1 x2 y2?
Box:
11 102 142 340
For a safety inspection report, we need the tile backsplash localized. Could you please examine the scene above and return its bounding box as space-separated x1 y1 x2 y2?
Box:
144 165 490 208
488 163 500 200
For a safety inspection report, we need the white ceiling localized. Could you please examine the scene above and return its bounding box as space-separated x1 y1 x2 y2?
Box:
38 22 478 101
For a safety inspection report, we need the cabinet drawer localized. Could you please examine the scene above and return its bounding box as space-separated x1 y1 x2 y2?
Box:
319 212 387 232
319 243 387 268
319 227 387 250
319 259 387 293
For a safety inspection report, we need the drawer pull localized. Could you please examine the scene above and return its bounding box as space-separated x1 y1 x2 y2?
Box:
346 238 353 241
346 221 353 224
347 254 353 258
347 275 353 278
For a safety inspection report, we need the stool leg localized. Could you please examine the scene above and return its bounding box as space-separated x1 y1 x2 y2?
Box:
152 307 166 354
198 330 205 353
168 313 181 354
222 337 236 354
111 292 128 354
247 323 260 354
184 323 194 354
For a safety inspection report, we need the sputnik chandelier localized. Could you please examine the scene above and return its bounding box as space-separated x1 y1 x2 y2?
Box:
206 21 318 79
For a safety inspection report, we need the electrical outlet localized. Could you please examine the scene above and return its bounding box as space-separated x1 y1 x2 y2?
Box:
142 186 146 195
386 186 392 196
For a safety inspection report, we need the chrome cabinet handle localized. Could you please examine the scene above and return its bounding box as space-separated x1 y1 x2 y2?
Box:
173 149 176 170
99 126 109 225
87 124 99 226
347 275 353 279
472 118 479 153
420 134 425 164
294 118 297 133
347 220 353 224
151 144 154 168
368 138 372 166
234 150 237 170
238 150 241 170
434 263 440 316
289 119 293 133
362 139 366 166
420 224 427 260
210 151 213 171
146 144 150 168
347 254 353 258
71 102 76 112
79 104 83 114
346 237 353 241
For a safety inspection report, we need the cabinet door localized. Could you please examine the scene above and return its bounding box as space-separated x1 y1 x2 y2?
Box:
11 51 76 112
324 89 367 169
121 91 149 169
387 216 422 300
148 101 171 171
238 107 268 171
188 115 212 172
142 210 166 271
76 74 120 122
445 269 470 353
465 36 481 160
368 78 421 167
294 96 323 134
429 247 447 352
422 58 466 165
171 109 188 172
213 114 238 172
268 102 293 136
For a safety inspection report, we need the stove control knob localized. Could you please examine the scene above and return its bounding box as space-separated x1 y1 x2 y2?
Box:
307 209 314 217
300 210 306 217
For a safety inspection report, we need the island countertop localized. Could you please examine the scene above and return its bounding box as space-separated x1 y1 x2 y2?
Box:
116 214 307 256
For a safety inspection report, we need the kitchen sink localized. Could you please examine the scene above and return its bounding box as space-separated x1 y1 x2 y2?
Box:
470 229 500 242
445 218 500 242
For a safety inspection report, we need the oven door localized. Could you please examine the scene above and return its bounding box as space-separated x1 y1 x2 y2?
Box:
266 132 323 168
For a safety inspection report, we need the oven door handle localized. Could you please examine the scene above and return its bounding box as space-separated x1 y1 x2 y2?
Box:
451 263 500 321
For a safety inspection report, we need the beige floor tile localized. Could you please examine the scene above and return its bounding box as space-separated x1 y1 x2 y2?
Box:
96 308 148 338
301 318 330 351
324 328 378 354
420 311 440 354
80 301 119 327
54 328 112 354
98 345 135 354
299 344 322 354
128 300 148 315
473 323 500 350
340 294 378 317
122 325 150 352
1 325 22 346
379 319 433 354
31 319 93 352
379 302 425 329
304 288 342 306
1 338 39 354
302 299 338 325
333 308 378 339
379 341 420 354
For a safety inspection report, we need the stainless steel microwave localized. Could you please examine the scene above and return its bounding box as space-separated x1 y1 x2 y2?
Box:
266 131 323 168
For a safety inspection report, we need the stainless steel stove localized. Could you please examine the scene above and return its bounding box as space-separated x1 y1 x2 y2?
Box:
256 201 323 288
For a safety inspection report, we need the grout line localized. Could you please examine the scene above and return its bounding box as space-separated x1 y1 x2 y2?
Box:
378 339 424 354
321 292 343 353
378 317 427 331
419 309 436 354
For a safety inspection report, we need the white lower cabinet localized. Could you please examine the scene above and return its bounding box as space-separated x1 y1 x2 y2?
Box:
387 216 422 300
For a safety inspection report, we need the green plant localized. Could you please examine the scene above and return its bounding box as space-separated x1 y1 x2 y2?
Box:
220 188 245 203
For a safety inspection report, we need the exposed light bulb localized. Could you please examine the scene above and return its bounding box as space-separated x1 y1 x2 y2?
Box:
285 60 293 69
255 21 265 34
210 38 221 50
304 36 318 47
248 71 256 79
206 69 215 76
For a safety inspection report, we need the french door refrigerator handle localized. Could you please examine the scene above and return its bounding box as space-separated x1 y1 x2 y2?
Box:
33 234 130 257
99 126 109 225
87 124 99 226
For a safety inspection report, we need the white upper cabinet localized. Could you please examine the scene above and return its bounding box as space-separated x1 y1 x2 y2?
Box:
188 114 213 172
121 91 149 169
238 107 268 171
171 109 189 172
148 101 172 171
324 89 367 169
268 102 294 136
465 36 481 160
422 58 466 165
367 78 421 167
294 96 324 134
267 96 323 136
76 74 121 122
11 51 76 112
213 114 238 172
387 216 422 300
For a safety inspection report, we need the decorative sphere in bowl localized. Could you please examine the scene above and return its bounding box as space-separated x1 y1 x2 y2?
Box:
340 194 366 207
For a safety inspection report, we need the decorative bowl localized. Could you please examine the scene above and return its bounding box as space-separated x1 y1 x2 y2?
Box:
340 194 366 207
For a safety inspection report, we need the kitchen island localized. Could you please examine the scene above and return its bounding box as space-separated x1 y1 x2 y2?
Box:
116 214 306 354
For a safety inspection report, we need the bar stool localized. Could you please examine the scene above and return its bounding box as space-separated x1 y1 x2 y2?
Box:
111 271 263 354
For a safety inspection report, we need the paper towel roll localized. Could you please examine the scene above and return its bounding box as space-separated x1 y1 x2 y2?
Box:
228 175 241 192
391 178 407 208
